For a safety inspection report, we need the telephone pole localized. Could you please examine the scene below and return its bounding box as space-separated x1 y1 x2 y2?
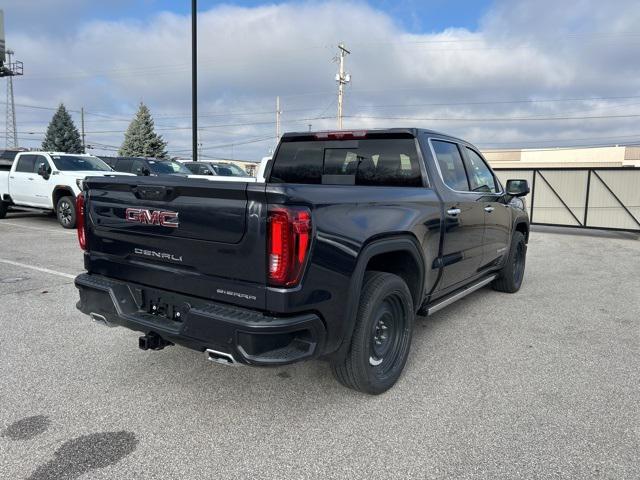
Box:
275 96 281 141
5 50 17 148
335 43 351 130
80 107 86 153
191 0 198 161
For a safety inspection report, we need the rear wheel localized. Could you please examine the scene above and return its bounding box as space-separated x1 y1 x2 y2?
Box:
0 201 7 219
56 196 76 229
492 231 527 293
331 271 414 395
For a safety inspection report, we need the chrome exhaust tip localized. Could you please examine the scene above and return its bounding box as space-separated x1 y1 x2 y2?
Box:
205 349 240 367
90 312 116 328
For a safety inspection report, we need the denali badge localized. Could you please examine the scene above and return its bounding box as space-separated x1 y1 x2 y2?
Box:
125 208 179 228
216 289 257 301
134 248 183 262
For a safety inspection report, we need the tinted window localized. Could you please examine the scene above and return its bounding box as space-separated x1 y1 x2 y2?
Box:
50 155 111 171
15 155 36 173
432 140 469 191
271 142 324 184
114 158 133 172
148 160 190 175
132 159 148 175
465 148 497 193
270 138 422 187
185 163 211 175
33 155 49 174
212 163 249 177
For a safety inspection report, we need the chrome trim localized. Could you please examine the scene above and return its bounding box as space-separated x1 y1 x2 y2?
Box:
427 275 497 315
90 312 117 328
427 137 504 196
205 349 241 367
446 208 461 216
484 206 495 213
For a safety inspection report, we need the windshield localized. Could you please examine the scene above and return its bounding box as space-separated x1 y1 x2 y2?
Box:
211 163 250 177
51 155 112 172
148 160 191 175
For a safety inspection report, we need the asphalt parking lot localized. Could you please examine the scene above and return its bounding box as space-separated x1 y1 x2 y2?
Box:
0 211 638 480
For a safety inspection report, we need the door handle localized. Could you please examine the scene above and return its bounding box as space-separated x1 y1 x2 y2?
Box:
447 208 461 216
484 206 495 213
28 177 34 181
9 176 14 179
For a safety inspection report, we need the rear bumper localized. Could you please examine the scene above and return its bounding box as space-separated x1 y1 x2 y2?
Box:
75 273 326 366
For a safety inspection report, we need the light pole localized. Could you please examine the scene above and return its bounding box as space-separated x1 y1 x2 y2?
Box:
192 0 198 161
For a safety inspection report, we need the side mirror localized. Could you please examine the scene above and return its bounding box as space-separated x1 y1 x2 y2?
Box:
141 167 151 176
37 163 51 180
506 179 530 197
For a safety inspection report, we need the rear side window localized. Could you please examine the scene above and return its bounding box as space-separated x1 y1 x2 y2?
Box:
114 158 133 172
270 138 422 187
465 148 498 193
15 155 36 173
132 159 147 175
186 163 211 175
431 140 469 191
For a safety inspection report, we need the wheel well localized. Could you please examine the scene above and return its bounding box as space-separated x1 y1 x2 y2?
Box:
515 222 529 243
365 250 422 308
52 187 74 207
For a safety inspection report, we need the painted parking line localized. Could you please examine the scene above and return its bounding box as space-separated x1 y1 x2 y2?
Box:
0 258 77 280
0 221 76 235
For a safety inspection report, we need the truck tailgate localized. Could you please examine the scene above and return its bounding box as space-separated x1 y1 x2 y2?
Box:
83 176 268 308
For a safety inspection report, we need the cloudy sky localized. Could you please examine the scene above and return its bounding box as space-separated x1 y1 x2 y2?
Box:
2 0 640 160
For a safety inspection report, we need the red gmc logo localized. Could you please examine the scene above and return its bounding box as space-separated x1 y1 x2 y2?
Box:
125 208 179 228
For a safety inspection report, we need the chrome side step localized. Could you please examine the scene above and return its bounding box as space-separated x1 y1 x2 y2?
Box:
426 275 496 316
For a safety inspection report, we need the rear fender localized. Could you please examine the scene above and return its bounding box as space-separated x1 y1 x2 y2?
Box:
330 234 425 361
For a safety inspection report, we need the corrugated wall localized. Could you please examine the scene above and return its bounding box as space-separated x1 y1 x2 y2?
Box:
494 168 640 232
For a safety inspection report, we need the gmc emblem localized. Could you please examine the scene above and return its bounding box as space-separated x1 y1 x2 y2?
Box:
125 208 179 228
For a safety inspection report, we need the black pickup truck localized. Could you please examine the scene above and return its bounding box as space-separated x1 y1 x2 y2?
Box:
75 128 530 394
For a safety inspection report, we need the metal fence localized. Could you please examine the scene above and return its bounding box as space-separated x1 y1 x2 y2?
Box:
493 167 640 233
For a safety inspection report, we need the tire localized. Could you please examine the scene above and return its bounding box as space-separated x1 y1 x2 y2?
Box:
56 196 76 229
492 231 527 293
0 201 7 219
331 271 415 395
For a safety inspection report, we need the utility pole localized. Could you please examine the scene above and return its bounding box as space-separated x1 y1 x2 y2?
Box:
191 0 198 161
335 43 351 130
5 49 17 148
275 96 281 141
80 107 86 153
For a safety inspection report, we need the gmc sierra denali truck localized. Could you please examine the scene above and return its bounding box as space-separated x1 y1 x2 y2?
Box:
74 128 530 394
0 152 133 228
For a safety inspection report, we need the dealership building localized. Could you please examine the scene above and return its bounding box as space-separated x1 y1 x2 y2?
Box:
482 145 640 169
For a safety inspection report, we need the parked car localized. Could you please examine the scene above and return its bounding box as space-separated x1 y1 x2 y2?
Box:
0 152 133 228
183 161 256 182
256 156 272 182
75 128 530 394
101 157 191 176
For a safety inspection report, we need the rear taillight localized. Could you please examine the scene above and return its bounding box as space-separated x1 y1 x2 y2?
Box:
76 193 87 251
268 206 312 287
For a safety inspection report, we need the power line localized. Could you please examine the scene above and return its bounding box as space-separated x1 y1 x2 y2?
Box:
344 113 640 123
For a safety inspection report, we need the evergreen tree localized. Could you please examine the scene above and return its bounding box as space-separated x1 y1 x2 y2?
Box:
119 103 168 158
41 104 84 153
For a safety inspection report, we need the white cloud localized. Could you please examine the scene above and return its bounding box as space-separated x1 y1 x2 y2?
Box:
4 0 640 159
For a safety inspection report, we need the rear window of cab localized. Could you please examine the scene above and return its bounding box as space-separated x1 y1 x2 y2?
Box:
270 137 423 187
